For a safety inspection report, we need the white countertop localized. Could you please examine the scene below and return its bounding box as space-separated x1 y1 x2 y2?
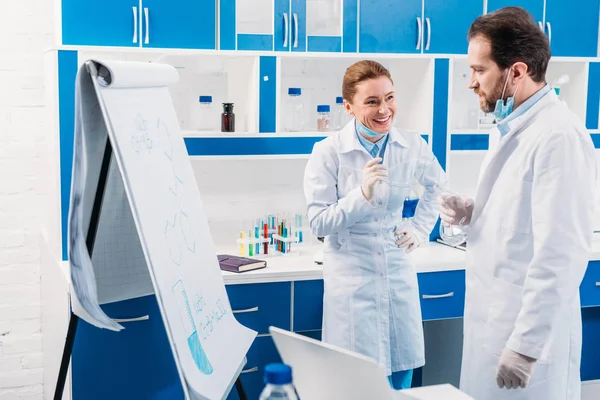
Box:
221 233 600 285
58 234 600 286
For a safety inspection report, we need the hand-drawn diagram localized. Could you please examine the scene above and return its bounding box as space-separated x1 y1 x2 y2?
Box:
156 118 184 196
164 210 196 266
172 280 214 375
131 114 153 154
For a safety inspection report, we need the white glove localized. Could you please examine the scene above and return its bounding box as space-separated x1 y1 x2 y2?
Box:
394 227 419 253
439 193 474 227
361 157 388 202
496 348 536 389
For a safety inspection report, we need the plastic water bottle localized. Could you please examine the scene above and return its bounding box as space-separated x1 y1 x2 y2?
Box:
258 363 299 400
285 88 305 132
332 96 345 130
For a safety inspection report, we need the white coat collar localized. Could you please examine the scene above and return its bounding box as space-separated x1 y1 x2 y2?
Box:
338 119 410 154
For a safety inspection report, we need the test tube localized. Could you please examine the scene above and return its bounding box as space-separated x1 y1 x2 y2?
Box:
172 280 214 375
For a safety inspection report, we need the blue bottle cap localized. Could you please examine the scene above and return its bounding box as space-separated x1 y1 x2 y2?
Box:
336 96 343 104
264 363 293 385
317 105 330 113
199 96 212 103
288 88 302 95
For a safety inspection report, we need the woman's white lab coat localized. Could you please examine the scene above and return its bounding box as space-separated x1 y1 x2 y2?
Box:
460 90 598 399
303 120 445 374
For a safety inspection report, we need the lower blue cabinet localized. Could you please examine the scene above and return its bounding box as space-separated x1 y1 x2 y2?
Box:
71 295 183 400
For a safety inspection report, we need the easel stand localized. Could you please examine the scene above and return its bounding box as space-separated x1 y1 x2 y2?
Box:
53 133 248 400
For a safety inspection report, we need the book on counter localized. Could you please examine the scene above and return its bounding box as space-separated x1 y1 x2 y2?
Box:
217 254 267 273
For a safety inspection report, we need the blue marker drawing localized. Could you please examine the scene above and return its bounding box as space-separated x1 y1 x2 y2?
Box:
172 280 213 375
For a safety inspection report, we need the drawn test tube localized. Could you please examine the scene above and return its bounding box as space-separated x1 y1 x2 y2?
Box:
172 280 214 375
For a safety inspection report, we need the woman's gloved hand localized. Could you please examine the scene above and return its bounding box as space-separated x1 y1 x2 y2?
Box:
361 157 387 202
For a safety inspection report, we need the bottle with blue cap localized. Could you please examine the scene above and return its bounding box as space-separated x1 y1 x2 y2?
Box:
285 88 305 132
332 96 346 130
194 95 218 131
258 363 299 400
316 104 330 132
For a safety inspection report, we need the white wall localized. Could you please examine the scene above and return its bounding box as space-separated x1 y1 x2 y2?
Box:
0 1 54 398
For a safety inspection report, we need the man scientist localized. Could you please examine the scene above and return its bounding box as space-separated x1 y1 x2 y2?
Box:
440 6 599 400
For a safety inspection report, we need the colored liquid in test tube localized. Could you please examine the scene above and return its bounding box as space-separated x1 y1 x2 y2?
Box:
172 281 213 375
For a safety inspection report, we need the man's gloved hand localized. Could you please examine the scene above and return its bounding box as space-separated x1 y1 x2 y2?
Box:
496 348 536 389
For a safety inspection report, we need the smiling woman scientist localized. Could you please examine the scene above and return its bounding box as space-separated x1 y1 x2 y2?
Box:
303 60 447 389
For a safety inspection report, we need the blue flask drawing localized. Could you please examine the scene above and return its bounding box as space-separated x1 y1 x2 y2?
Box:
172 280 213 375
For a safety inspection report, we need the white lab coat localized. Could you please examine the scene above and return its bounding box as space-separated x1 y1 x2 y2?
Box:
303 120 446 374
460 90 598 399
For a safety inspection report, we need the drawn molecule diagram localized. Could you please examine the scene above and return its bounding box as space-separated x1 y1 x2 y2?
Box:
164 210 196 266
131 114 153 154
157 117 196 266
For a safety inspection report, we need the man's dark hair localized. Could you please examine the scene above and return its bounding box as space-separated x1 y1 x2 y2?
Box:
467 6 551 82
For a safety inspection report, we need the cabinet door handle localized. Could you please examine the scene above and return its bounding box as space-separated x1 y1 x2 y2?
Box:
112 315 149 323
545 22 552 45
283 13 289 48
595 282 600 287
422 292 454 299
416 17 422 50
293 13 299 48
144 7 150 44
425 17 431 51
232 306 259 314
132 7 138 43
537 21 543 31
241 367 258 374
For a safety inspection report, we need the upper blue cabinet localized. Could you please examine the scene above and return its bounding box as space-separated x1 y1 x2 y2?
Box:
359 0 483 54
61 0 217 49
220 0 357 53
487 0 600 57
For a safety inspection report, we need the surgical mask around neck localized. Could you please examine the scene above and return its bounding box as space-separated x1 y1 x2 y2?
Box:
355 118 387 138
493 69 520 121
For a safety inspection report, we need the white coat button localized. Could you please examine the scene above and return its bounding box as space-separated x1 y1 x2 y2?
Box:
380 273 384 277
341 239 345 242
374 218 379 222
378 252 382 255
373 233 378 237
378 201 383 205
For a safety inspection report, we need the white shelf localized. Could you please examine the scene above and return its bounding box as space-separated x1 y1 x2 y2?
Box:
189 154 310 160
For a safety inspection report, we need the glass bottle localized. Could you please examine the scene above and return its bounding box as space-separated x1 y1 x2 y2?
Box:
195 95 217 131
316 105 330 132
332 96 345 130
221 103 235 133
285 88 305 132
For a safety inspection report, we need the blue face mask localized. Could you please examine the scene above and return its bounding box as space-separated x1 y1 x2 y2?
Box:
493 69 520 121
355 118 387 138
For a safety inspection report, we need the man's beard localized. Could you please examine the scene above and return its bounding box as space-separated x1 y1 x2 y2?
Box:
476 72 508 113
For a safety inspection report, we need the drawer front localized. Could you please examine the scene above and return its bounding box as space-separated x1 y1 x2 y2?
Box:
293 280 324 331
226 336 282 400
72 295 183 400
226 282 291 334
417 270 466 321
581 261 600 307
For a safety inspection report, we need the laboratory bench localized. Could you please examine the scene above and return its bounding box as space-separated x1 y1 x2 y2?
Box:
47 238 600 400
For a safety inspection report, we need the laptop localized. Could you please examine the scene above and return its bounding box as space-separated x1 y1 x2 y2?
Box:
269 327 474 400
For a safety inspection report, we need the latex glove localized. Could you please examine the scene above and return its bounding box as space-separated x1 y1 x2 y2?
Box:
496 348 536 389
361 157 388 202
439 193 474 227
394 227 419 253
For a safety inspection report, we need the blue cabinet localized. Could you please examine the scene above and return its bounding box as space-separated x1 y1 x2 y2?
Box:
359 0 422 54
293 280 324 331
486 0 544 26
423 0 483 54
417 270 466 320
488 0 600 57
140 0 216 49
61 0 139 47
226 282 292 334
545 0 600 57
61 0 216 49
71 295 183 400
360 0 482 54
